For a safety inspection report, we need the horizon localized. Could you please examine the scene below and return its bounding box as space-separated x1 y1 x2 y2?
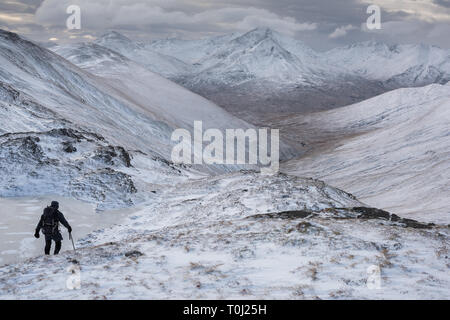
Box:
3 26 449 54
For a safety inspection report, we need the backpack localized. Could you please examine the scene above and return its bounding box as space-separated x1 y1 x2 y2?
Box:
42 207 59 235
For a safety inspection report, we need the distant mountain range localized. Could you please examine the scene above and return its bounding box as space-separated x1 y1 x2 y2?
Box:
52 28 450 122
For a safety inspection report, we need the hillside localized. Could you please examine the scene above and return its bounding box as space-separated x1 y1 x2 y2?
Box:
282 84 450 223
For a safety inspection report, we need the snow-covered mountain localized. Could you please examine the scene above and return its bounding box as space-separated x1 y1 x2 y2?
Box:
0 29 265 209
96 31 193 78
147 32 240 65
281 83 450 223
59 29 376 121
1 171 447 299
324 41 450 87
170 28 387 119
95 28 450 121
145 28 450 88
185 28 324 84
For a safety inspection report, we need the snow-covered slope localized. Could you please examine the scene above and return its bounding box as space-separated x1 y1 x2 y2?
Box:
51 41 298 160
0 30 172 158
282 83 450 223
0 32 164 208
51 42 252 132
0 171 447 299
96 31 193 78
147 32 240 65
0 29 264 209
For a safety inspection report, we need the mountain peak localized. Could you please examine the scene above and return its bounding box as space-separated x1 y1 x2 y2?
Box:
349 40 388 49
241 27 276 40
96 31 141 52
230 27 283 49
98 31 133 43
250 27 275 35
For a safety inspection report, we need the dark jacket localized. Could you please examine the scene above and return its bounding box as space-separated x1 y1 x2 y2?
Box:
36 209 71 241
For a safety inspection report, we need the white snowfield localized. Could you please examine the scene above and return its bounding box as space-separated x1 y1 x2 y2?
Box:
283 83 450 223
0 172 448 299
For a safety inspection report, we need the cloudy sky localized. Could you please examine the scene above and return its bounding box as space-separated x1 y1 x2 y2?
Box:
0 0 450 50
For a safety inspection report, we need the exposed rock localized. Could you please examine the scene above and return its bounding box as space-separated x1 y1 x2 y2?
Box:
250 210 313 220
352 207 435 229
247 206 435 230
125 250 143 258
93 145 132 168
62 141 77 153
296 221 313 232
48 128 86 140
353 207 391 220
66 258 79 265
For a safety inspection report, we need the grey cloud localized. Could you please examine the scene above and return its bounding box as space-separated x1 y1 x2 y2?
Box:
0 0 43 14
365 19 450 47
2 0 450 49
32 0 317 38
433 0 450 8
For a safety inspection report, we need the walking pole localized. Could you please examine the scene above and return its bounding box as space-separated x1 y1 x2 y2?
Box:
69 232 77 254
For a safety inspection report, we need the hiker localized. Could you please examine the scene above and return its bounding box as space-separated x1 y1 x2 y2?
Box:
34 201 72 255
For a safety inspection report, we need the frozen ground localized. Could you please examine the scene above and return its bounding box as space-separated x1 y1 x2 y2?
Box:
0 172 448 299
0 196 135 266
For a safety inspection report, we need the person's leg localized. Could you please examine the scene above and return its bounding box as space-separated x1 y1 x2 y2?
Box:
44 239 52 255
54 241 62 255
